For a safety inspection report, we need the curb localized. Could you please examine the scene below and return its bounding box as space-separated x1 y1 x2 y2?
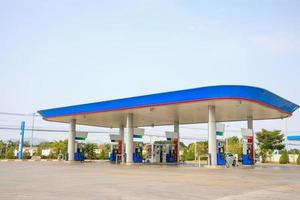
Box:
0 159 64 162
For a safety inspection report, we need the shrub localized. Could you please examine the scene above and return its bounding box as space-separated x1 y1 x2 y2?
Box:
22 151 31 159
279 149 289 164
5 147 15 159
48 150 57 159
297 154 300 165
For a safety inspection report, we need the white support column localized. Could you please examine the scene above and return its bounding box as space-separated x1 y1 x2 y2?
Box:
174 121 180 163
68 119 76 161
208 106 217 166
126 113 134 163
120 125 125 163
247 117 253 130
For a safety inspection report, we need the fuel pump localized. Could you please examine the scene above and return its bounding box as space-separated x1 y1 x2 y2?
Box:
109 144 117 162
109 134 122 162
153 144 163 163
241 128 254 165
217 140 226 165
165 131 179 163
166 141 177 163
150 142 177 164
132 128 145 163
109 142 122 162
144 144 152 163
172 138 178 162
162 145 167 163
72 131 88 161
74 142 85 162
133 142 143 163
152 144 168 163
242 136 254 165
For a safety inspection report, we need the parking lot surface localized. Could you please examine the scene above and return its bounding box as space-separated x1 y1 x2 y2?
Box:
0 161 299 200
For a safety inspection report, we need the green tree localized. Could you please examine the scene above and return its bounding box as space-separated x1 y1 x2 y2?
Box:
6 140 18 149
297 154 300 165
197 141 208 155
5 146 15 159
51 140 68 158
256 129 285 163
186 143 195 161
183 141 208 161
98 144 110 160
279 149 289 164
288 149 300 154
36 140 68 159
23 141 31 147
225 136 243 157
84 143 98 160
0 140 6 159
48 150 56 159
182 148 188 161
36 147 42 156
99 149 106 160
22 151 31 159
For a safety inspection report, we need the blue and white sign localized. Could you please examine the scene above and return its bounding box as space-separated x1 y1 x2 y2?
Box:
216 123 225 136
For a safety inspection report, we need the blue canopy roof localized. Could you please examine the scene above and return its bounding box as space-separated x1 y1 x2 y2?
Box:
38 85 299 119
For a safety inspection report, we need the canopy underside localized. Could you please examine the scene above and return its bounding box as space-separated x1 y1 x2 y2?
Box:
45 99 290 128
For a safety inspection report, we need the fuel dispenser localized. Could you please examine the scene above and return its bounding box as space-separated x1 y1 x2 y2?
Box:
133 142 143 163
242 136 254 165
216 124 226 166
144 131 179 164
109 134 122 162
165 131 179 163
144 144 152 163
109 141 122 162
132 128 145 163
166 141 177 163
152 144 163 163
148 143 177 164
74 142 85 162
152 144 167 163
241 128 254 165
217 140 226 166
69 131 88 161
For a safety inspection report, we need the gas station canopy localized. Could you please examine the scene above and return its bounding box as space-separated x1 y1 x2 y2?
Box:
38 85 299 128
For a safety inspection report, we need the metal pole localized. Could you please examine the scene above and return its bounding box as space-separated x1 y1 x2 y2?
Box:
149 136 154 163
194 142 197 161
285 119 288 150
31 113 35 152
5 143 8 158
174 121 180 163
225 125 229 152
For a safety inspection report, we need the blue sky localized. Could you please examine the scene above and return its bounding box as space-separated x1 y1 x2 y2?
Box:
0 0 300 145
